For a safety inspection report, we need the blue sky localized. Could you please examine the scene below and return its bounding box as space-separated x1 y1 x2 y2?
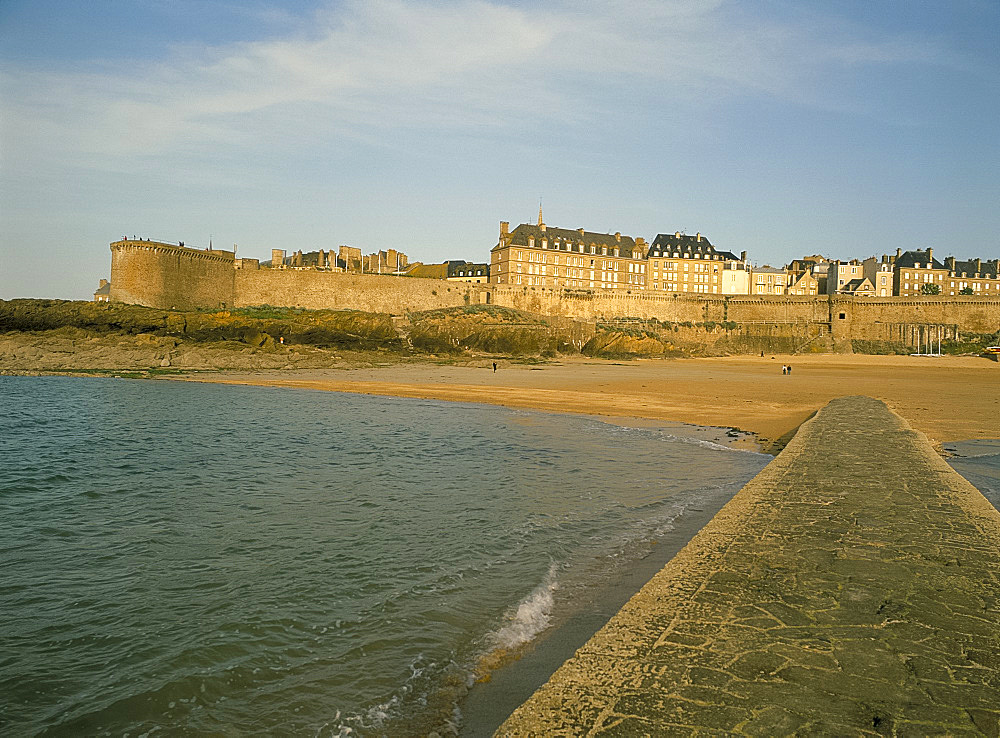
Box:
1 0 997 299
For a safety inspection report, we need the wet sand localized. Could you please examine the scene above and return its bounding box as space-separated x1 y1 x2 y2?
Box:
175 354 999 453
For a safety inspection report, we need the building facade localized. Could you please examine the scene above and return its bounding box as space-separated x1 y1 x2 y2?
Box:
941 257 1000 296
490 212 647 290
892 249 949 296
862 257 894 297
94 279 111 302
750 266 789 295
447 262 490 283
645 233 748 295
787 270 820 295
826 260 866 295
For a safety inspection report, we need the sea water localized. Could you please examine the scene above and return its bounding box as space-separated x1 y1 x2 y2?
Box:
0 377 992 736
945 439 1000 509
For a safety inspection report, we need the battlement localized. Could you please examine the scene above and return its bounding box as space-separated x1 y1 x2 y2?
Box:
111 239 235 264
109 239 235 310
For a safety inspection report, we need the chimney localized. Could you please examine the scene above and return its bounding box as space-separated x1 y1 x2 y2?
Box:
578 228 585 237
926 248 933 263
614 232 621 242
675 231 681 239
696 233 702 242
896 248 902 259
740 250 747 262
975 258 982 275
500 221 509 238
99 279 109 288
946 256 956 272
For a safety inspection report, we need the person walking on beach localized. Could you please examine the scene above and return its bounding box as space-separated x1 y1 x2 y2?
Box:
493 362 497 373
782 364 787 375
787 365 792 375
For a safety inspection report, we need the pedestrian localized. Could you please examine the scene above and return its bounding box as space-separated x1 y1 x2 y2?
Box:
782 364 787 375
493 362 497 373
787 365 792 375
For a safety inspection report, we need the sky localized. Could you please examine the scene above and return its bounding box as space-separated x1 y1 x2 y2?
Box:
1 0 998 299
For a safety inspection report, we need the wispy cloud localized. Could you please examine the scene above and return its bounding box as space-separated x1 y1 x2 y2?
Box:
0 0 955 173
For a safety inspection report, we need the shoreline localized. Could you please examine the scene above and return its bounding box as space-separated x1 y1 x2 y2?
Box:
165 353 999 454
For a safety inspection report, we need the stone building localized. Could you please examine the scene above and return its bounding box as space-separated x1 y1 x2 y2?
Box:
490 210 647 290
941 257 1000 296
825 260 866 295
892 249 949 296
265 249 343 271
786 270 820 296
646 232 748 295
840 277 876 296
365 249 408 274
339 246 363 273
94 279 111 302
862 257 894 297
750 266 789 295
787 255 829 293
446 262 490 283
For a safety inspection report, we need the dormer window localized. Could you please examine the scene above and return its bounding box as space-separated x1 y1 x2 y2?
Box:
528 237 534 248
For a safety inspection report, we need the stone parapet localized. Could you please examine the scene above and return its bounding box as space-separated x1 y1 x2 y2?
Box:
498 396 1000 735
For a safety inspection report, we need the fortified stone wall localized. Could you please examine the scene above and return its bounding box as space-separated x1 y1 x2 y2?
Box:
487 286 709 322
109 240 235 311
846 297 1000 334
724 297 830 325
234 269 484 313
108 244 1000 341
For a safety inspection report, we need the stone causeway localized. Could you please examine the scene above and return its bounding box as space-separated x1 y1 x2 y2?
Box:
498 396 1000 736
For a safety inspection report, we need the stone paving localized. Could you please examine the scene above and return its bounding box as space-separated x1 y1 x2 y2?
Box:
497 396 1000 736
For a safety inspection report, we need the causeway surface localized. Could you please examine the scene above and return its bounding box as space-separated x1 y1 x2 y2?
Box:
497 396 1000 736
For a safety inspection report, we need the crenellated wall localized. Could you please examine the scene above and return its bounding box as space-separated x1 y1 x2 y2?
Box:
110 240 235 311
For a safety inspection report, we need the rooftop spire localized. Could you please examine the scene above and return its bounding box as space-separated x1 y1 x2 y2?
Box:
537 200 543 227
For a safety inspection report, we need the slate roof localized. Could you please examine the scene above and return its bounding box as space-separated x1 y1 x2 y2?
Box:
94 282 111 296
842 278 875 294
501 223 641 257
447 261 489 278
648 233 741 261
895 249 945 270
951 259 999 279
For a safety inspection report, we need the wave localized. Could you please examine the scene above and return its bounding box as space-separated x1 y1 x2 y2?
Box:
657 431 764 454
490 562 560 651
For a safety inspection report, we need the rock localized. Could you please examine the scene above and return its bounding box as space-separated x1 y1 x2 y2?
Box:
160 356 171 367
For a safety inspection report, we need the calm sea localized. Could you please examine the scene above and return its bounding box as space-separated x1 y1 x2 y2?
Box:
1 378 995 736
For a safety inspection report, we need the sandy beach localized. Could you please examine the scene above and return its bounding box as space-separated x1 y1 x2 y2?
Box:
176 354 998 453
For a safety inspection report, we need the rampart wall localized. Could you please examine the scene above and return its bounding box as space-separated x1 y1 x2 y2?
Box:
108 242 1000 342
109 240 235 311
234 269 482 313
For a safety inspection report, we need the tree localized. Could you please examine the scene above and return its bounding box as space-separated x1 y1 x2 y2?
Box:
920 282 941 295
959 286 975 295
